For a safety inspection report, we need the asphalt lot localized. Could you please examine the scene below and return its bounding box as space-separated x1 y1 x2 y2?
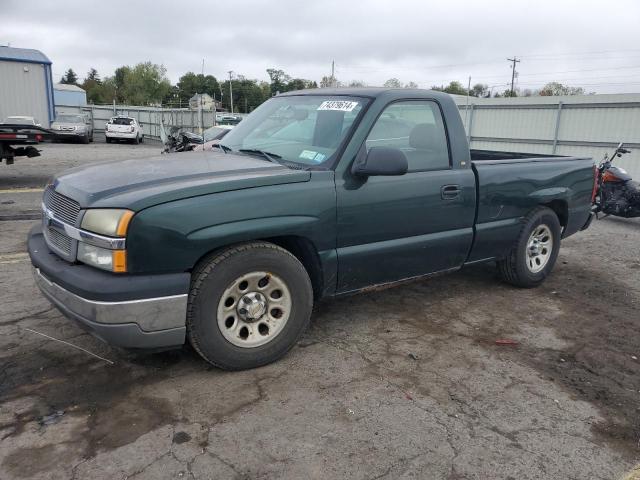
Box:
1 138 639 479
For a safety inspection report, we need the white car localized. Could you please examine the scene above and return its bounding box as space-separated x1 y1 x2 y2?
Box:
3 116 41 127
105 116 144 144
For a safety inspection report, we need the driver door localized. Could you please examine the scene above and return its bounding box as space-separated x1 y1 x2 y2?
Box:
335 100 476 293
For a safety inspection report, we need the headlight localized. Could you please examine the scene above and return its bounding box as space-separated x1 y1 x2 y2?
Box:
81 209 134 237
77 243 127 272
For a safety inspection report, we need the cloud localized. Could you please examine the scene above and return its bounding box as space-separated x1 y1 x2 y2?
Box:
3 0 640 93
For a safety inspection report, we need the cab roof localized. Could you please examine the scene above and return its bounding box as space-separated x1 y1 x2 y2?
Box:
278 87 451 101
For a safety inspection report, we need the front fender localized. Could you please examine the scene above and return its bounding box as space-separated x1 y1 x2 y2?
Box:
126 172 337 275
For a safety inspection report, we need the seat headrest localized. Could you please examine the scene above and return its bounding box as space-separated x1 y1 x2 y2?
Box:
409 123 438 149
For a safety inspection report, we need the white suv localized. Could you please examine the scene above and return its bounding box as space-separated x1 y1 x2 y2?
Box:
105 116 144 144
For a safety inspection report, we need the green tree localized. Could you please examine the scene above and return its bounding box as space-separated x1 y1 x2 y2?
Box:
60 68 78 85
82 68 108 104
383 78 402 88
539 82 585 96
176 72 220 105
430 81 466 95
470 83 489 97
219 77 270 113
348 80 367 87
117 62 172 105
286 78 317 91
266 68 291 95
443 81 468 95
86 68 100 82
404 81 419 89
320 75 339 88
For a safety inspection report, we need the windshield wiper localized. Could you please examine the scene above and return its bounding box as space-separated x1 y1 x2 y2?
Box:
238 148 282 164
217 144 232 154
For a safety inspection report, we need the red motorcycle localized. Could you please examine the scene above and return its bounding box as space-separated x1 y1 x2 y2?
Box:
594 143 640 218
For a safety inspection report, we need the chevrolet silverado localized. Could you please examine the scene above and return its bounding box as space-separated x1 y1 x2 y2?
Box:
28 88 596 369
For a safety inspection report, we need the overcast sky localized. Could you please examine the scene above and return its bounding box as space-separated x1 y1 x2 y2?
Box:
4 0 640 94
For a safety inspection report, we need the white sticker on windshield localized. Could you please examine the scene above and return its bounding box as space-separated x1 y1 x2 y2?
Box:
317 100 359 112
299 150 327 163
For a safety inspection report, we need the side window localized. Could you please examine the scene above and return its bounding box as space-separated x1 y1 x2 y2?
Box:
365 100 450 171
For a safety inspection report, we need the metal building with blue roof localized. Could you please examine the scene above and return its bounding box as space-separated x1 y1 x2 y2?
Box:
0 46 55 127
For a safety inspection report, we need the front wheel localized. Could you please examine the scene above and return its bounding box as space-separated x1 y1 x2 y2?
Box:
497 207 561 288
187 242 313 370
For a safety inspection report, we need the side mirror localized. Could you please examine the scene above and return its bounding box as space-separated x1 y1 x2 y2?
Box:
351 146 408 177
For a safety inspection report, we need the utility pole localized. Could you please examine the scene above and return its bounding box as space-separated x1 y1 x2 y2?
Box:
507 57 520 97
228 70 234 114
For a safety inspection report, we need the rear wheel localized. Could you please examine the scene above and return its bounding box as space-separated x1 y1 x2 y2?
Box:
497 207 561 288
133 134 140 145
187 242 313 370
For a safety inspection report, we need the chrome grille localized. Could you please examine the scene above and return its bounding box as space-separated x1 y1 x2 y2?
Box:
43 187 80 225
46 226 72 255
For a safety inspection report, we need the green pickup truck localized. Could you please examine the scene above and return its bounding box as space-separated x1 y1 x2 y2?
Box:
28 88 596 369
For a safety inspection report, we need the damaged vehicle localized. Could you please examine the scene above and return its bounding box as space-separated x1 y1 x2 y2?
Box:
29 88 596 370
0 122 50 165
160 123 233 153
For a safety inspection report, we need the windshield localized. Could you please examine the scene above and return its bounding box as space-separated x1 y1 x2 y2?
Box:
5 117 33 125
111 118 133 125
55 115 84 123
220 95 369 168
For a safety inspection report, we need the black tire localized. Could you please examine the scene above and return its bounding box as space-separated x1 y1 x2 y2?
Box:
187 242 313 370
140 135 144 144
89 132 94 143
133 134 140 145
105 136 112 143
497 207 561 288
81 133 90 144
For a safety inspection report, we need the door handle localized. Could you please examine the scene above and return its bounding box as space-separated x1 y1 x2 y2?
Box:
441 184 461 199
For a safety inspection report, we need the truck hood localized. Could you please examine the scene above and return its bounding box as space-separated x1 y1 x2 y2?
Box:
52 150 311 211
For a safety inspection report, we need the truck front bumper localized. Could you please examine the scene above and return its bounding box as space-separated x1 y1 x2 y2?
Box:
28 225 189 349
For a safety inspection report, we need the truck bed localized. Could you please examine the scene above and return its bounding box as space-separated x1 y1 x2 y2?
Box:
471 149 566 162
466 151 595 264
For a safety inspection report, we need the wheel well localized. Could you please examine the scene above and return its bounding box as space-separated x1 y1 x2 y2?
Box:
543 200 568 227
190 236 324 301
264 235 324 300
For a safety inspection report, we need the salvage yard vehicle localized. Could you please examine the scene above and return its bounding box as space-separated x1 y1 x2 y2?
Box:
2 115 41 127
105 116 144 144
160 123 234 153
28 88 596 370
51 114 93 144
0 122 50 165
594 143 640 218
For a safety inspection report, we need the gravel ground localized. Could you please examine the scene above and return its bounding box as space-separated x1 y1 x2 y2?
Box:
0 140 639 479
